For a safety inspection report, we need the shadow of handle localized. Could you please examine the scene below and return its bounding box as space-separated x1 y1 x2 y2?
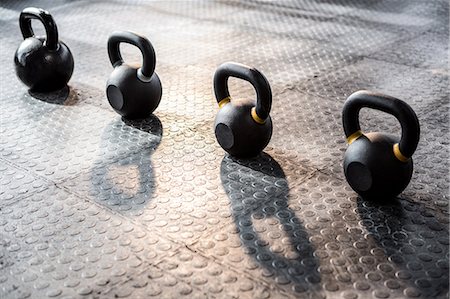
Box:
220 153 322 290
89 115 163 211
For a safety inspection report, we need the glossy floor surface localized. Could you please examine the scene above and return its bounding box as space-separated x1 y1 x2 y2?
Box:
0 1 449 298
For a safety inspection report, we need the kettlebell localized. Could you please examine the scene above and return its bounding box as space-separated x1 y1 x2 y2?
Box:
342 90 420 199
106 31 162 119
14 7 74 92
214 62 272 158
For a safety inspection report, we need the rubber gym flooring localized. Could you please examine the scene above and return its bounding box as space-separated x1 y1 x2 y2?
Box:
0 0 448 298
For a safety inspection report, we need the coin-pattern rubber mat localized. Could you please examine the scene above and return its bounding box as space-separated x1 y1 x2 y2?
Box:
0 0 448 298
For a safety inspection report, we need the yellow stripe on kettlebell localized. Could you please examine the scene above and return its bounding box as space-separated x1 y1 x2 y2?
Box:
346 130 363 144
393 143 409 162
251 107 266 124
218 96 231 108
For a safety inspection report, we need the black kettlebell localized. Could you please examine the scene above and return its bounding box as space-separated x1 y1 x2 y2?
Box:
14 7 74 92
343 90 420 199
106 31 162 119
214 62 272 158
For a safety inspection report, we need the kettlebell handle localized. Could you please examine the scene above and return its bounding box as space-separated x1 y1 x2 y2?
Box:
214 62 272 123
343 90 420 161
107 31 156 81
19 7 59 51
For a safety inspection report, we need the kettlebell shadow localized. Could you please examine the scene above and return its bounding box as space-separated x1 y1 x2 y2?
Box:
28 85 79 105
357 196 449 297
89 115 162 212
220 153 322 293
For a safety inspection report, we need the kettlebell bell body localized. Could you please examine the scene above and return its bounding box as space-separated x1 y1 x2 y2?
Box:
342 90 420 199
14 7 74 92
106 31 162 119
214 62 273 158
